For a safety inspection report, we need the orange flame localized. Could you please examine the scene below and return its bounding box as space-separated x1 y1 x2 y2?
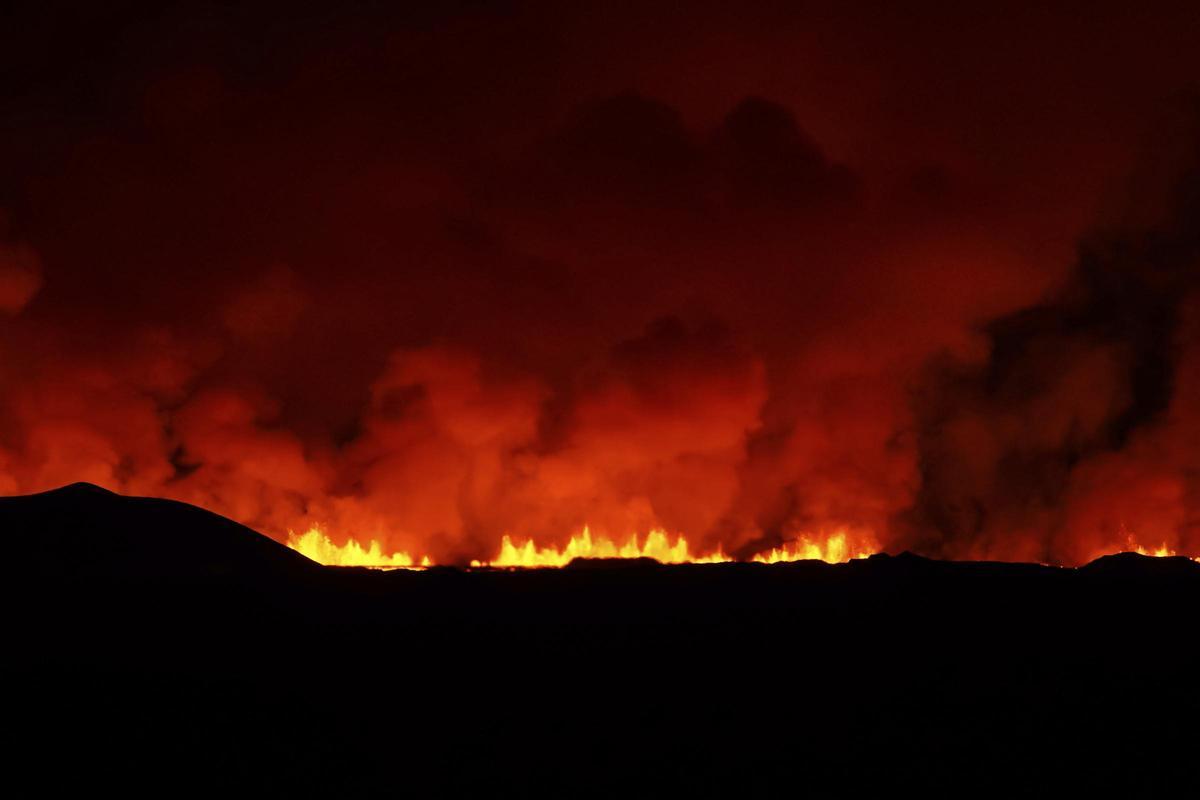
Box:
286 526 430 569
1122 526 1179 559
1131 543 1176 557
1126 541 1200 563
750 530 874 564
286 523 884 568
469 527 732 568
285 524 1197 568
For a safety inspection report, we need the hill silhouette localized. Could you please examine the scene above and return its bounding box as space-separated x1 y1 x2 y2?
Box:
6 484 1199 795
1 482 318 579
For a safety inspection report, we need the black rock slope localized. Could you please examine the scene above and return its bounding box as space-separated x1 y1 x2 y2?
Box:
1 482 318 579
5 485 1199 796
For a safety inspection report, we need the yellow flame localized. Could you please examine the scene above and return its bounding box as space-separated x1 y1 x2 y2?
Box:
287 526 430 569
286 524 881 568
1131 543 1175 557
1123 528 1177 558
1127 542 1200 563
470 527 732 568
750 531 873 564
284 524 1195 568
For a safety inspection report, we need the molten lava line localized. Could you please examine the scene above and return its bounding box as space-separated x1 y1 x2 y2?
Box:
286 525 1200 569
286 525 879 568
469 527 733 568
750 532 857 564
287 527 430 569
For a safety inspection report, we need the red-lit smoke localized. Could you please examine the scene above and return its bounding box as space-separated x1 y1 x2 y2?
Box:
1 2 1199 563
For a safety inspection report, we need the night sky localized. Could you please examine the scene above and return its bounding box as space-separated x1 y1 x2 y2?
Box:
3 1 1200 563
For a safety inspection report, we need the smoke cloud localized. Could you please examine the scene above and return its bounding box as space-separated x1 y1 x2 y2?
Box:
1 2 1199 562
900 132 1200 562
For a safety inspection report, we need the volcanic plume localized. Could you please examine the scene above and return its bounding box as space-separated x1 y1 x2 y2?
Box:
899 122 1200 565
2 3 1200 565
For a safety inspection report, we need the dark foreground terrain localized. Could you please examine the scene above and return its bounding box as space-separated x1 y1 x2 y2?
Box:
5 484 1199 795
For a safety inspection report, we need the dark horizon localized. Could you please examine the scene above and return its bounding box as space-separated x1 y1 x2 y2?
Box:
7 477 1199 794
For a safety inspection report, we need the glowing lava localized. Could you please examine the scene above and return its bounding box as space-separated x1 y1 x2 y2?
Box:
1132 543 1176 557
469 527 732 568
751 531 874 564
286 524 884 568
1122 528 1182 558
285 526 1194 569
287 526 430 569
1125 541 1200 563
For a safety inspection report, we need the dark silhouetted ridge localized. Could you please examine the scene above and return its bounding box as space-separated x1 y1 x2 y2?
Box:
1081 550 1200 577
0 482 318 580
565 556 663 569
4 484 1200 796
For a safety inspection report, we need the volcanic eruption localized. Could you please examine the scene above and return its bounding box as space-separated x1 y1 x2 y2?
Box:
3 4 1200 570
6 3 1200 795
